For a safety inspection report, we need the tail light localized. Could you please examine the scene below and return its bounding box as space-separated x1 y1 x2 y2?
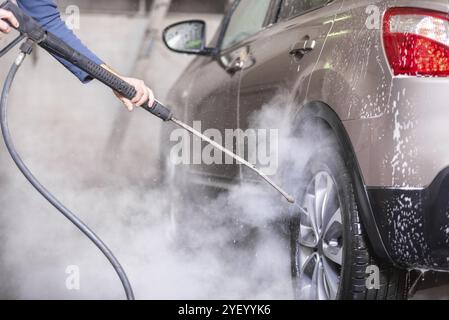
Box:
383 7 449 77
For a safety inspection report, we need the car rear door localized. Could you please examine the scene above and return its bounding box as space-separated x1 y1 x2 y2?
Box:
237 0 341 176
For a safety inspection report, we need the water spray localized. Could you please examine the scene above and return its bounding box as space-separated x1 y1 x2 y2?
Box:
171 118 295 203
0 0 295 299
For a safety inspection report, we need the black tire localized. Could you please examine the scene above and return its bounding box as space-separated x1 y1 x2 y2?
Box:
290 134 408 300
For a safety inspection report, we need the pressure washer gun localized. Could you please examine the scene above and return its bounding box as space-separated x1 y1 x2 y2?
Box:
0 0 173 122
0 0 295 204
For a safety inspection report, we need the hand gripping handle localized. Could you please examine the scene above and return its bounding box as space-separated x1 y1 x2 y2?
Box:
0 1 173 121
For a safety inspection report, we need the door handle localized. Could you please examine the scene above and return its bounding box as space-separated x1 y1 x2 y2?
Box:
226 56 244 74
289 39 316 57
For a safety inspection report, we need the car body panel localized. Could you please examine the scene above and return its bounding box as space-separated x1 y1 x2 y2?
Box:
237 0 342 179
307 0 449 188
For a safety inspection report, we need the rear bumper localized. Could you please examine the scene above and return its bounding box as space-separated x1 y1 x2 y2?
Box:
368 168 449 271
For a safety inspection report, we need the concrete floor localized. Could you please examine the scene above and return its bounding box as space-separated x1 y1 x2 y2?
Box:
414 286 449 300
414 273 449 300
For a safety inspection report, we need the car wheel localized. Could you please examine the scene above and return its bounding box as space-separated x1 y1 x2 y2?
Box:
290 145 408 300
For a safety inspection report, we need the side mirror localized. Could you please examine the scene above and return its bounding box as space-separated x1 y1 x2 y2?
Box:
163 20 213 56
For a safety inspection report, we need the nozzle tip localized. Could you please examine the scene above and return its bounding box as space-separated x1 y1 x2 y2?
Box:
286 196 296 204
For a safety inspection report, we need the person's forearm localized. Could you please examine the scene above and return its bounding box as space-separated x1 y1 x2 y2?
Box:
14 0 154 111
17 0 104 83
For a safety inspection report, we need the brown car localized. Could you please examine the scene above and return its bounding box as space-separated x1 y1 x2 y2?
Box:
162 0 449 300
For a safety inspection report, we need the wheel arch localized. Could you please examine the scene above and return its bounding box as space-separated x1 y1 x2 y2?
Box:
293 100 393 264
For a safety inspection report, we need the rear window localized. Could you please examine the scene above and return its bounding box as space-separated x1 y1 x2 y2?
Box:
279 0 330 20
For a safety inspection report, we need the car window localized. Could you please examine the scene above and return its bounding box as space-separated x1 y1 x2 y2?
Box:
279 0 329 20
221 0 272 50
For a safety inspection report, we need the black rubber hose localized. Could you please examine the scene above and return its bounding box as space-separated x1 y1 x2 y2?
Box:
0 34 25 59
0 52 135 300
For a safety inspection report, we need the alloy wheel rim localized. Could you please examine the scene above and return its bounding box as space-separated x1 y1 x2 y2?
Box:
296 171 343 300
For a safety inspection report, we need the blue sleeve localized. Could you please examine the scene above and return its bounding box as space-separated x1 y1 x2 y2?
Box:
17 0 104 83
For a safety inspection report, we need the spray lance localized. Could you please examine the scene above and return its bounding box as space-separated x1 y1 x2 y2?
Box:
0 0 296 299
